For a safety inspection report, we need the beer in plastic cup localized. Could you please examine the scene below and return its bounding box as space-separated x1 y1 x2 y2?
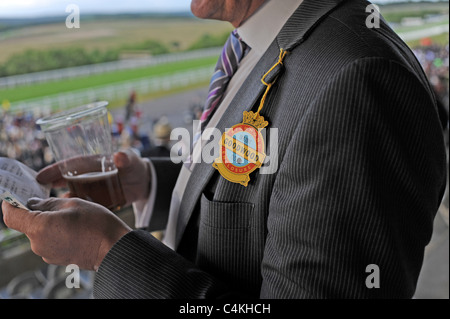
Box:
36 101 126 211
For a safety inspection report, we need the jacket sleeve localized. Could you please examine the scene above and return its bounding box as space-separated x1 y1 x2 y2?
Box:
93 229 229 298
93 57 447 299
260 57 447 298
93 157 232 299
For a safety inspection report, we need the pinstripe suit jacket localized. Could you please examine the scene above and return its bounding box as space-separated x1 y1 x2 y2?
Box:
93 0 447 299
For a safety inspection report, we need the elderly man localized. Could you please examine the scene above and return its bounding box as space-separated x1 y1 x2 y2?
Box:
2 0 447 299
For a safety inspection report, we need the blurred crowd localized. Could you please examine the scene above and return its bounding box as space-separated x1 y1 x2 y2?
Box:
412 42 449 136
110 109 174 159
0 111 53 171
0 104 174 173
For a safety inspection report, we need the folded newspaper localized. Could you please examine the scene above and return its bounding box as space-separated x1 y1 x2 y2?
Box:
0 157 51 210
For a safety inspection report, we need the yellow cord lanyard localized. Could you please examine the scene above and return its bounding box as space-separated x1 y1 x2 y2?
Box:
254 48 288 119
212 48 289 186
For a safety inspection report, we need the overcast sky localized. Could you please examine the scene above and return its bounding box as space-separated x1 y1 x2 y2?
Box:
0 0 446 18
0 0 191 18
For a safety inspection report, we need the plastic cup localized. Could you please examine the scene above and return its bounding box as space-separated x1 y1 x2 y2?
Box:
36 101 126 211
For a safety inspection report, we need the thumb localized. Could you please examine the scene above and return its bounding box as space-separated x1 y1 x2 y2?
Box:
2 200 40 235
114 149 139 169
114 151 131 169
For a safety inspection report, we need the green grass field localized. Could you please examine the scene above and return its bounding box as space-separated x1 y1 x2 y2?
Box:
0 16 229 107
0 17 232 63
0 56 217 103
379 1 449 23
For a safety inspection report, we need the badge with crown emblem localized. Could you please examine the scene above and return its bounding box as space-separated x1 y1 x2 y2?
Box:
213 111 267 186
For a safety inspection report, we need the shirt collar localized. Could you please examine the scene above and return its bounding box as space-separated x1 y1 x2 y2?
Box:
237 0 304 55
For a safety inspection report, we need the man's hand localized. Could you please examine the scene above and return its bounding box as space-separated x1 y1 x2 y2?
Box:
113 149 151 205
36 149 151 206
1 197 131 270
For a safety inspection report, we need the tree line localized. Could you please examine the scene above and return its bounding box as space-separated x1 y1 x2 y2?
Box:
0 32 229 77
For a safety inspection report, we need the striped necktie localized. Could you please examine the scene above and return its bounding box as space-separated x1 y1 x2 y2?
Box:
188 30 249 167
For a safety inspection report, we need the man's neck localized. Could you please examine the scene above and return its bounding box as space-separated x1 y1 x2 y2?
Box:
231 0 267 27
237 0 304 55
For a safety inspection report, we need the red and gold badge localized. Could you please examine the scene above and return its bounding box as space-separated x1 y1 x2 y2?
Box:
213 111 267 186
213 49 288 186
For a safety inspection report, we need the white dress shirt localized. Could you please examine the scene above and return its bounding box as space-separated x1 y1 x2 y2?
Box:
133 0 304 249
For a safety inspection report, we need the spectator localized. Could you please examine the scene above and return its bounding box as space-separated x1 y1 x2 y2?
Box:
142 116 172 158
413 43 449 126
125 90 137 122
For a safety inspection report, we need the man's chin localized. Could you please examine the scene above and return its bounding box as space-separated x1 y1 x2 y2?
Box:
190 0 226 21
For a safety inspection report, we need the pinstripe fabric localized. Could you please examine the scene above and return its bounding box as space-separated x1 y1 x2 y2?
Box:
94 231 222 298
93 0 447 299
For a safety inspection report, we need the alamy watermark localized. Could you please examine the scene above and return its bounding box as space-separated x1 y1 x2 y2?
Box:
63 262 381 290
170 121 279 174
366 4 381 29
65 264 80 288
365 264 380 289
66 4 80 29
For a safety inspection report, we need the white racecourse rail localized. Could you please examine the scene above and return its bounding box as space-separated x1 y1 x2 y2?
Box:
9 66 214 116
0 48 221 89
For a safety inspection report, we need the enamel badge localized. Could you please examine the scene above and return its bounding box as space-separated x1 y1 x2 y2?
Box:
213 111 268 186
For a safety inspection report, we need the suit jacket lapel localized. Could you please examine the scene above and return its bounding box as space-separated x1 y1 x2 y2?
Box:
174 0 347 249
175 41 281 247
277 0 345 51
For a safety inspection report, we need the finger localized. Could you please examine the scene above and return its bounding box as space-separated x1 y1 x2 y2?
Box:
27 197 66 212
114 151 131 168
36 162 62 185
2 201 40 234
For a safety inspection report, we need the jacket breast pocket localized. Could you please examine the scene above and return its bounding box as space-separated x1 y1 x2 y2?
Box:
197 193 261 290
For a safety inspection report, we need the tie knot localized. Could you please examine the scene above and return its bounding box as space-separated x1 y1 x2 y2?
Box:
230 29 250 61
232 29 245 43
